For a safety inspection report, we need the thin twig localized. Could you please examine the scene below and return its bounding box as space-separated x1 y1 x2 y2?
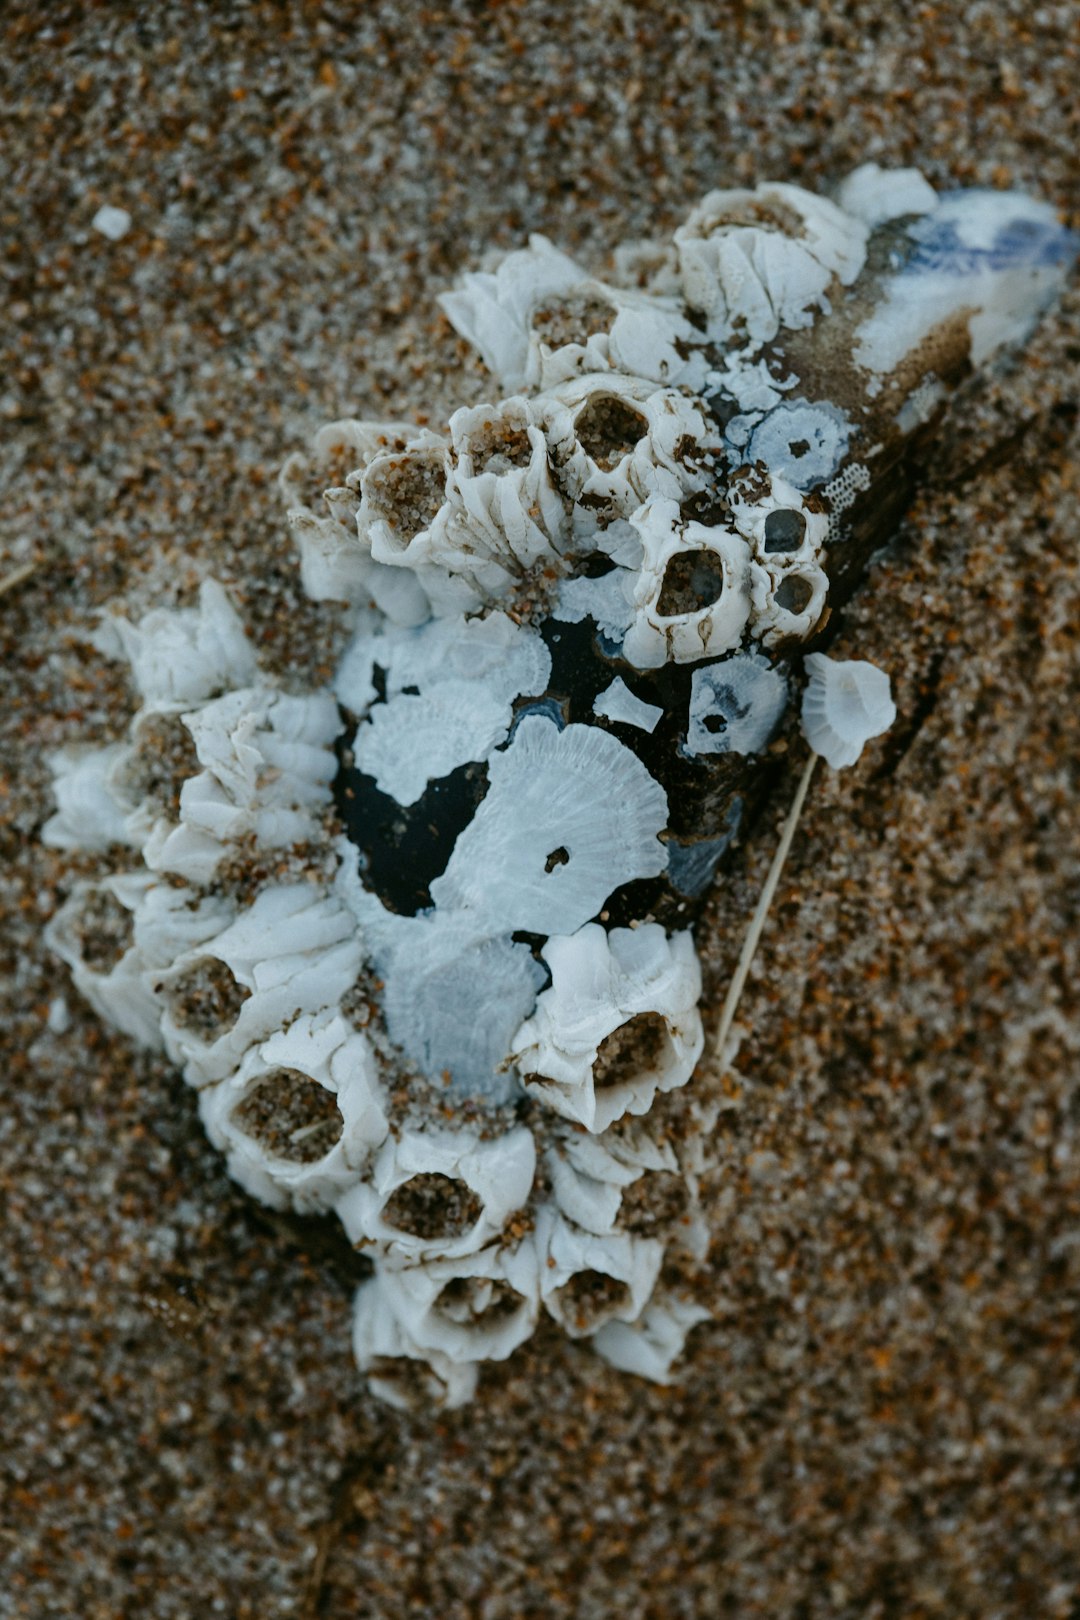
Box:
713 750 818 1064
0 560 38 599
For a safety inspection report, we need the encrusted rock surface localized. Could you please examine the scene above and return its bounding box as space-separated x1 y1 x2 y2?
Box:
2 3 1078 1615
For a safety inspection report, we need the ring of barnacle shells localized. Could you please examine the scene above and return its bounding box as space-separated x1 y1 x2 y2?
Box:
44 163 1078 1407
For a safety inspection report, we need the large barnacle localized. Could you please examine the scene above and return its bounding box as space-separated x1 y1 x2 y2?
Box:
44 167 1077 1407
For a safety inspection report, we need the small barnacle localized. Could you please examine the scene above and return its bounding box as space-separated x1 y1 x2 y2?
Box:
67 883 135 974
357 434 451 569
672 181 868 346
591 1291 712 1382
46 873 229 1049
357 1241 541 1374
115 708 202 822
546 1120 681 1237
334 1126 536 1262
573 390 650 472
511 923 703 1133
747 555 830 646
537 1211 663 1337
621 499 751 668
154 884 362 1088
199 1013 388 1213
90 578 258 707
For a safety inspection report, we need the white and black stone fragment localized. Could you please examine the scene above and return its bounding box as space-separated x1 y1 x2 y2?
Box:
45 167 1078 1408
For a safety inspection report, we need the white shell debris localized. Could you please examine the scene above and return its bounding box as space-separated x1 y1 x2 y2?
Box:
837 162 938 228
46 167 1077 1409
91 204 132 241
854 189 1074 374
800 652 897 768
379 915 545 1101
345 612 552 804
592 677 664 734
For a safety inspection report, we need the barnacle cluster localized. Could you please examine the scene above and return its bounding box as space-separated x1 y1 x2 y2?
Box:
46 167 1076 1406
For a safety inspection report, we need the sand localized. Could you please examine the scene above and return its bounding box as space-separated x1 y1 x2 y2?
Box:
2 2 1079 1615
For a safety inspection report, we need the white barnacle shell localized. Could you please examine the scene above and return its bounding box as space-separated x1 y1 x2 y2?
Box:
728 469 827 563
553 567 638 643
728 474 830 645
673 181 868 349
42 741 136 852
282 417 432 618
800 651 897 768
592 677 663 734
143 686 339 883
438 233 588 392
621 497 751 670
353 684 505 808
442 395 570 573
89 578 256 705
429 716 669 938
545 377 723 521
523 277 710 394
345 618 553 811
535 1209 664 1338
685 653 789 758
510 922 703 1133
356 428 452 570
199 1012 387 1213
45 874 230 1049
748 555 830 647
547 1122 679 1236
356 1241 541 1368
334 1125 536 1263
591 1290 712 1383
747 399 852 489
351 1273 480 1412
154 885 363 1088
542 373 658 517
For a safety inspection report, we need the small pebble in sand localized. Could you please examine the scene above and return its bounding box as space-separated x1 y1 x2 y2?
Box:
91 204 132 241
